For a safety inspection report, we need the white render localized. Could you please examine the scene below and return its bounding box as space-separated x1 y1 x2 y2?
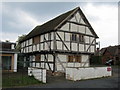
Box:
66 67 112 81
11 44 15 49
28 67 46 83
13 54 17 72
60 23 69 31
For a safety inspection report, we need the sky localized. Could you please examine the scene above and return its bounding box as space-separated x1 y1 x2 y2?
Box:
1 2 118 48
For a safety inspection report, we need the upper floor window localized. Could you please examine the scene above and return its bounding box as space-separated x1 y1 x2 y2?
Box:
79 34 84 42
71 34 77 42
71 33 84 43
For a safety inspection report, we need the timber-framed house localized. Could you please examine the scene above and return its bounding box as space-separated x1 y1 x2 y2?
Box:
20 7 99 72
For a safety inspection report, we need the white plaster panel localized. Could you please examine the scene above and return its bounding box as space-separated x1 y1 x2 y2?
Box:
23 41 26 47
45 64 49 70
40 43 43 50
37 44 39 51
44 43 49 50
21 49 23 52
79 44 84 52
76 12 81 23
49 64 53 71
29 46 32 52
51 41 53 50
21 43 23 48
86 27 93 36
29 38 33 45
58 55 67 62
57 41 62 50
78 25 85 33
90 37 95 44
26 40 28 46
85 45 90 52
41 35 44 42
45 33 48 40
80 18 86 25
33 45 36 51
70 16 77 22
48 54 53 62
57 32 64 40
91 46 95 53
60 23 69 31
72 43 78 51
71 23 78 32
85 36 89 43
51 32 54 40
65 33 70 41
41 55 44 61
26 47 28 52
64 42 70 50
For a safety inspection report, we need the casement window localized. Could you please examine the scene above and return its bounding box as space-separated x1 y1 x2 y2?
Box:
71 34 77 42
71 33 84 43
79 34 84 42
68 55 74 62
68 55 81 63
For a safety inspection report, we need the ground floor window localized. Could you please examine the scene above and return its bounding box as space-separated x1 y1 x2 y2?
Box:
68 55 81 63
2 56 12 70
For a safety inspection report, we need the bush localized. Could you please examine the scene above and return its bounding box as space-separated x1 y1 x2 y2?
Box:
90 56 102 65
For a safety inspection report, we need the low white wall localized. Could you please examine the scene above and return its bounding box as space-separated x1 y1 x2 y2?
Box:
66 67 112 81
28 67 46 83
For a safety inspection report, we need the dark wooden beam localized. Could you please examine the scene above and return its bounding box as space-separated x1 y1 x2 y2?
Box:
57 30 95 38
67 20 89 27
56 32 70 51
86 38 96 52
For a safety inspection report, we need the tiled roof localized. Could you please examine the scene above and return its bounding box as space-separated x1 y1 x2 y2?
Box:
20 7 98 42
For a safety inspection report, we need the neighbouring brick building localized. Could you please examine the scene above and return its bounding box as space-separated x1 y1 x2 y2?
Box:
99 45 120 65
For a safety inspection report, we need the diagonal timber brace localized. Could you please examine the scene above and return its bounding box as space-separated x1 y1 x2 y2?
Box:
44 54 52 71
86 38 96 52
56 32 70 51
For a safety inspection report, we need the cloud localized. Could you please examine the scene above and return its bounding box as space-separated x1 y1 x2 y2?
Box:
0 32 19 42
2 3 42 34
2 3 44 42
81 3 118 48
1 2 118 48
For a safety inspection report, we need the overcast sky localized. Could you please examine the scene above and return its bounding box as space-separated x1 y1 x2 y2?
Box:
1 2 118 48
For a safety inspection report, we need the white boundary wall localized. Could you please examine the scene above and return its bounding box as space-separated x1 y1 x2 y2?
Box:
66 67 112 81
28 67 46 83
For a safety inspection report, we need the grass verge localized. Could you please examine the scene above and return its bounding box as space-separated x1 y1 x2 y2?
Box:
2 72 43 88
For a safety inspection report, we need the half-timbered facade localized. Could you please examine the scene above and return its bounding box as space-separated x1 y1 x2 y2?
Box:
20 7 99 72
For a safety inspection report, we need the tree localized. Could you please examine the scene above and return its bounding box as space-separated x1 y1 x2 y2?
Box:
15 34 26 51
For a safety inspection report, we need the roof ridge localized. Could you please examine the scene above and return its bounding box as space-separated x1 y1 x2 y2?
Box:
54 7 79 30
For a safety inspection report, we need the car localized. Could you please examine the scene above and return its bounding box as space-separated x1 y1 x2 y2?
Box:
105 59 114 66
